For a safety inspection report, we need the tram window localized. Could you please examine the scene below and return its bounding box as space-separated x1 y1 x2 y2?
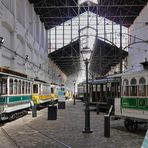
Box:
123 79 129 96
0 78 7 95
26 82 28 94
22 81 25 94
14 79 17 94
18 80 21 94
33 84 38 93
28 82 30 94
139 77 146 96
51 87 54 93
9 79 13 94
130 78 137 96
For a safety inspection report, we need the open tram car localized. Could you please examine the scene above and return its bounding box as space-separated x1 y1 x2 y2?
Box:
115 70 148 132
0 68 32 121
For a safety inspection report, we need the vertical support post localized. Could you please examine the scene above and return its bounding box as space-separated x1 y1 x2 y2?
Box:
120 10 123 97
104 16 106 41
48 29 51 53
95 84 99 115
78 4 80 55
112 21 114 45
71 19 73 43
63 23 64 47
73 81 76 105
55 26 57 50
83 59 93 133
120 10 123 73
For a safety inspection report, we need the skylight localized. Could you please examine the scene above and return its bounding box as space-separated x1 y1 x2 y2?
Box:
48 11 128 53
79 0 98 5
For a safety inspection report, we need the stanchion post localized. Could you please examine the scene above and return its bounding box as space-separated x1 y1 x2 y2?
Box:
104 115 110 137
32 105 37 117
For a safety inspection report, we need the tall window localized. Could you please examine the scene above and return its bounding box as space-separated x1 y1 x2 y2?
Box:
0 78 7 95
139 77 146 96
18 80 21 94
33 84 38 93
9 79 13 94
26 82 28 94
28 82 31 94
14 79 17 94
130 78 137 96
122 79 129 96
22 81 25 94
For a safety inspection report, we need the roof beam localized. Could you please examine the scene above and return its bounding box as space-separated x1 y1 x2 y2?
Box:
34 5 145 9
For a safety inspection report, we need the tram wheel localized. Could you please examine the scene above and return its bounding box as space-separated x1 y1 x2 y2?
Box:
124 119 138 132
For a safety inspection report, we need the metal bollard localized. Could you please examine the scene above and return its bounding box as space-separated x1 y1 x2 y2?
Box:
48 106 57 120
96 103 100 115
32 105 37 117
104 115 110 137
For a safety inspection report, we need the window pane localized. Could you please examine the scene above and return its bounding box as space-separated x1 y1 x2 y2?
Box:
139 85 146 96
33 84 38 93
22 81 25 94
9 79 13 94
14 80 17 94
130 86 137 96
18 80 21 94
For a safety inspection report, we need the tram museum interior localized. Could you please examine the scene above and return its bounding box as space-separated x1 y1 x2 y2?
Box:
0 0 148 147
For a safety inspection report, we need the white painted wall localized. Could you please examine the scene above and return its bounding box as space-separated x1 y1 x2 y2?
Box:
128 3 148 71
0 0 66 83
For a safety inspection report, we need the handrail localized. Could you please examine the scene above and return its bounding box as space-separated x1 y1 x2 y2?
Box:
108 105 113 116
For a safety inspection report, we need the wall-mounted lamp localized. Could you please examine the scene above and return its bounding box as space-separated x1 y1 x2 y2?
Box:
0 37 4 46
23 55 29 65
25 55 29 61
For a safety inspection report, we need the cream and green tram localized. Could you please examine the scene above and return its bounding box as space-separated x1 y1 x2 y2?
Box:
0 72 32 121
115 70 148 132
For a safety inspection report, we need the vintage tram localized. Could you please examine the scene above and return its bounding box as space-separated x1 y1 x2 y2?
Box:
115 70 148 132
0 68 32 121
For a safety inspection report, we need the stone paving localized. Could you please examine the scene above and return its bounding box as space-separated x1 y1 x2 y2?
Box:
0 99 147 148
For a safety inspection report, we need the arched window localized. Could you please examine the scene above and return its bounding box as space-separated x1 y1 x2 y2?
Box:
9 79 13 94
139 77 146 96
130 78 137 96
122 79 129 96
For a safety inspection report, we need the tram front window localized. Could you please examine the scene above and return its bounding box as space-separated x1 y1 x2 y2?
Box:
33 84 38 93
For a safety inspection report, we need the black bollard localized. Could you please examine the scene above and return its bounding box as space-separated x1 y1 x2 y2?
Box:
104 115 110 137
32 105 37 117
48 106 57 120
96 103 100 115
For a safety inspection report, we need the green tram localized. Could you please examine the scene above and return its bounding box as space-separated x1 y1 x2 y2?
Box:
115 70 148 132
0 70 32 121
